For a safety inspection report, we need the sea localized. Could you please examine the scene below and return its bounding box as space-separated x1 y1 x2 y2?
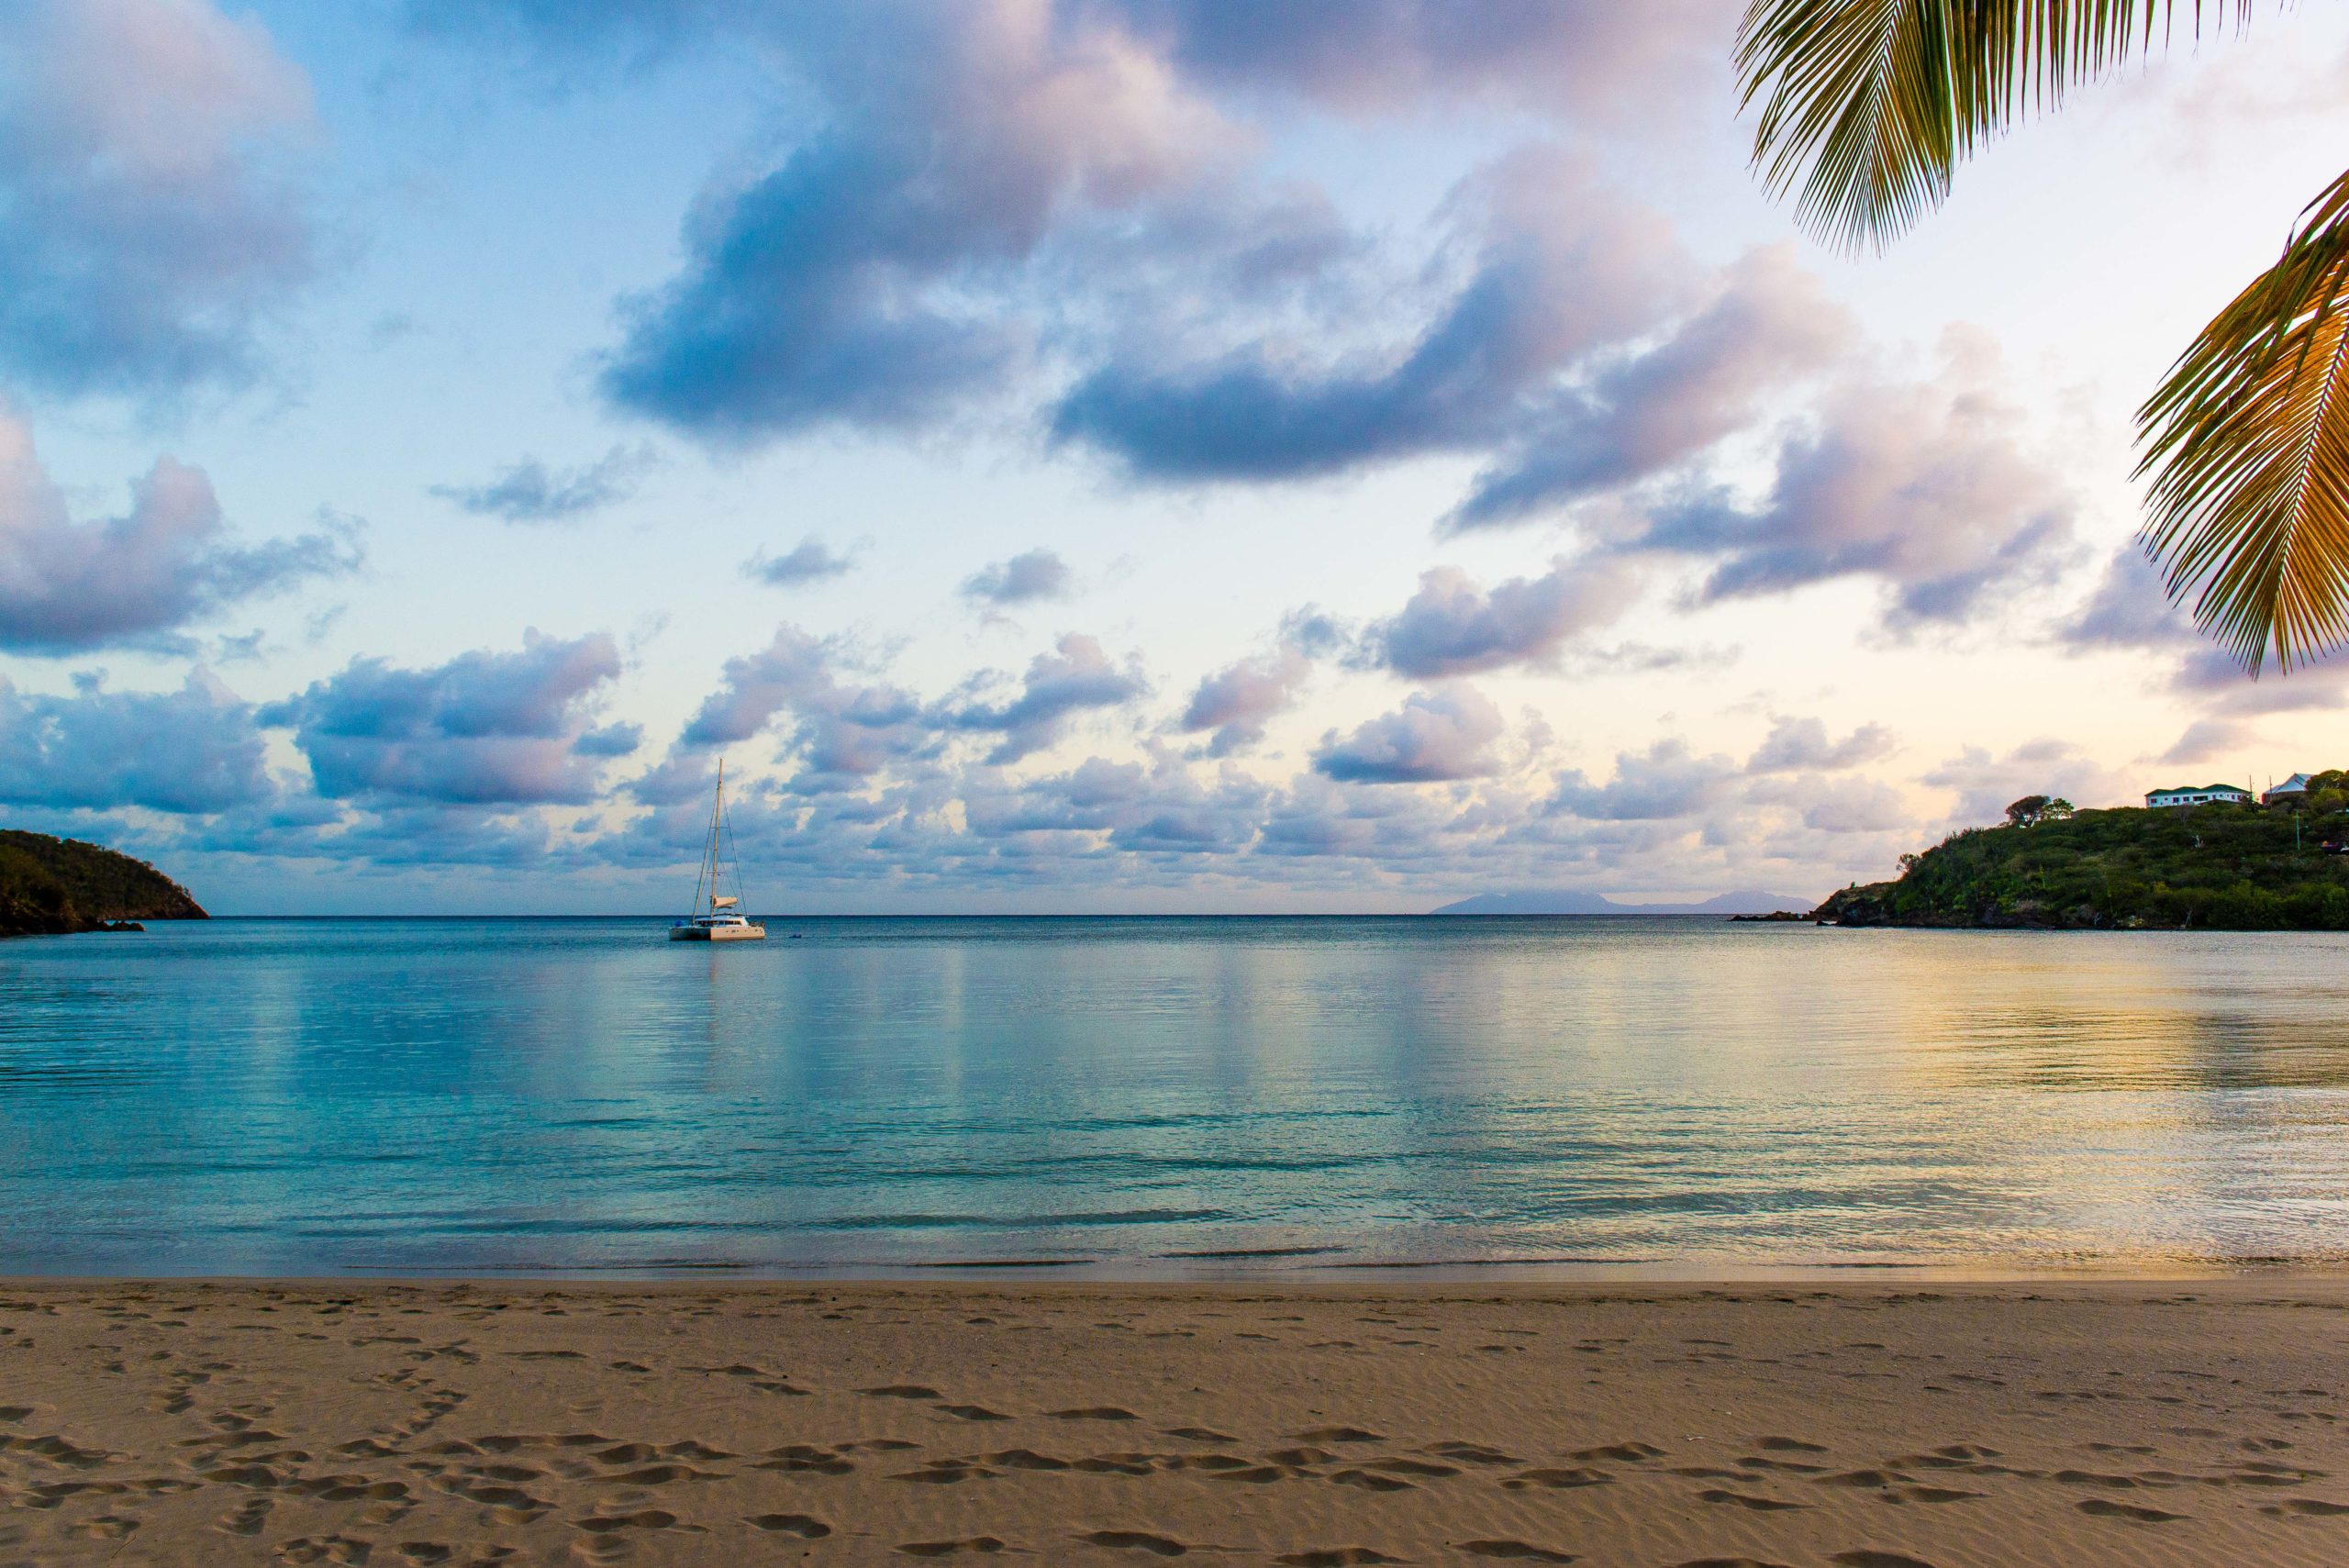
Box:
5 915 2349 1280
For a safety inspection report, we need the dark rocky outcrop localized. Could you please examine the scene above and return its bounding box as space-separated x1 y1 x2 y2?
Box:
0 830 206 938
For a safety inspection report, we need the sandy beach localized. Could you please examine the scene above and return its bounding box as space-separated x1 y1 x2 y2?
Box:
2 1281 2345 1566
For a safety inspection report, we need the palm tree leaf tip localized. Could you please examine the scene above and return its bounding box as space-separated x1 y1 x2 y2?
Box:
2138 166 2349 673
1735 2 2259 254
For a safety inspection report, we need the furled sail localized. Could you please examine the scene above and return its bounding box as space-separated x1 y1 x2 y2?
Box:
711 895 739 909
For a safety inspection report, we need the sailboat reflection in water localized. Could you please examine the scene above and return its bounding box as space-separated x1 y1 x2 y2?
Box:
669 761 766 942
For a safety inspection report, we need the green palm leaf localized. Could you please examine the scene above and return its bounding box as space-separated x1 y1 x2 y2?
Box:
1738 1 2349 679
2139 170 2349 671
1737 2 2251 252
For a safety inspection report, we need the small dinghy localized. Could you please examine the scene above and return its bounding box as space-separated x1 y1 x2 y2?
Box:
670 761 765 942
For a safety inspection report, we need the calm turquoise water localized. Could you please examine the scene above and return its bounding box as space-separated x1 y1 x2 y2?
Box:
6 916 2349 1278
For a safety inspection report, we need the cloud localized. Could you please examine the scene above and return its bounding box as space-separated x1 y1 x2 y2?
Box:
675 625 930 789
1920 739 2132 826
1447 247 1851 530
0 0 317 399
948 633 1149 764
0 408 360 654
1101 0 1727 118
1313 685 1504 784
2056 544 2349 761
1745 716 1897 774
431 445 652 524
742 537 856 587
2059 545 2191 653
1740 770 1915 834
2156 718 2250 767
962 548 1074 606
601 2 1234 440
1637 339 2076 628
260 631 629 805
1052 146 1686 482
1175 644 1310 756
0 668 271 813
1550 738 1737 820
961 751 1270 855
1364 554 1638 678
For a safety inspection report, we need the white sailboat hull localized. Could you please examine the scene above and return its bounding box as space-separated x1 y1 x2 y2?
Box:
669 920 766 942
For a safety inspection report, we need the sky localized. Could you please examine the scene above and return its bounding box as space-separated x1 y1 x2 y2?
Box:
5 0 2349 915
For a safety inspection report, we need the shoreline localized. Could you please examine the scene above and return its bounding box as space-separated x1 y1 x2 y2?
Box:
6 1278 2348 1565
13 1255 2349 1285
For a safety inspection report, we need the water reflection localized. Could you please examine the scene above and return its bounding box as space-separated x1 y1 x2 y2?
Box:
4 917 2349 1276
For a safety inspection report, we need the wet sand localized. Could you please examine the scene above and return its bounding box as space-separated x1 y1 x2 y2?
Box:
4 1279 2347 1565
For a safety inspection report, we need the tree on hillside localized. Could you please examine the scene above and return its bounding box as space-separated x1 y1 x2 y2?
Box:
1736 2 2349 673
2005 794 2075 827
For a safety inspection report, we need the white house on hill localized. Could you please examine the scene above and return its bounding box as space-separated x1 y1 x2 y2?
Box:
2262 773 2315 806
2145 784 2253 808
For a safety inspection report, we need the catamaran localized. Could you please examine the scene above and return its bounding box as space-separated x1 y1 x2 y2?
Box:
669 761 766 941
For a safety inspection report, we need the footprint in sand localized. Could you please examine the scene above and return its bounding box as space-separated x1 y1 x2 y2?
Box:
1812 1470 1905 1488
1275 1551 1399 1566
1570 1442 1662 1463
276 1537 375 1566
218 1496 276 1536
1501 1467 1610 1490
2264 1497 2349 1517
573 1508 695 1535
1696 1488 1808 1511
894 1459 996 1484
1052 1407 1140 1421
395 1547 454 1566
1081 1530 1190 1556
1426 1442 1521 1466
864 1385 946 1399
63 1517 137 1540
1291 1427 1383 1444
1163 1427 1237 1442
1329 1468 1415 1492
1830 1554 1942 1568
1459 1541 1576 1562
897 1540 1008 1557
749 1514 831 1538
2076 1499 2187 1522
940 1404 1011 1421
756 1444 853 1474
980 1449 1072 1471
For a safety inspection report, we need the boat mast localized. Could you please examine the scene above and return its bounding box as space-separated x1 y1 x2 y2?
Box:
706 760 725 915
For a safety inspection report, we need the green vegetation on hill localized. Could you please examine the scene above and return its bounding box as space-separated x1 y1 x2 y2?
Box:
1817 784 2349 930
0 831 206 938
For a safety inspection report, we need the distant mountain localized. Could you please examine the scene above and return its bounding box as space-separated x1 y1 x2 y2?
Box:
1431 889 1816 917
0 830 206 938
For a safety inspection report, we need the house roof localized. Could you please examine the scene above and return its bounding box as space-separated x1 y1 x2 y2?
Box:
2269 773 2314 793
2147 784 2248 795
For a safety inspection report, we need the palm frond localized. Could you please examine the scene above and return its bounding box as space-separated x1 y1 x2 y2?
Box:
2139 168 2349 672
1737 2 2254 252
